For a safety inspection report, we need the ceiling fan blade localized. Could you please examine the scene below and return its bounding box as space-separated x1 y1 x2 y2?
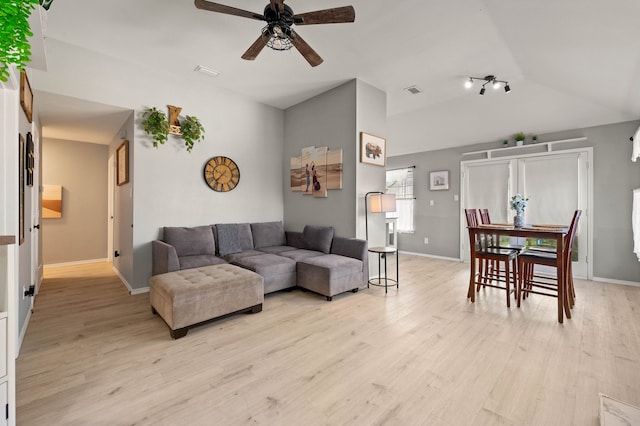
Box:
269 0 285 13
290 31 323 67
194 0 264 21
294 6 355 25
241 34 268 61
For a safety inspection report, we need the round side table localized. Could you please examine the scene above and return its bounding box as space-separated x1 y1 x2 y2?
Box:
367 246 398 293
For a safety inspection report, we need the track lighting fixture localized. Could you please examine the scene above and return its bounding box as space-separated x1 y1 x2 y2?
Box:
465 75 511 95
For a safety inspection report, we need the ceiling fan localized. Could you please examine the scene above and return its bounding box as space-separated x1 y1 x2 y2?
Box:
194 0 356 67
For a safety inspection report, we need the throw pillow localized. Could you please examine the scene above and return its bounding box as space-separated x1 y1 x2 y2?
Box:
216 223 242 257
303 225 334 254
163 226 215 257
251 221 286 249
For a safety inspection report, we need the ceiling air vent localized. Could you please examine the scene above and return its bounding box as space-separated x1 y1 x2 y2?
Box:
404 85 423 95
194 65 220 78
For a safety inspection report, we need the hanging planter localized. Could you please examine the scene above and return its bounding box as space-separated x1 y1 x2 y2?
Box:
0 0 39 82
179 115 205 153
141 106 205 152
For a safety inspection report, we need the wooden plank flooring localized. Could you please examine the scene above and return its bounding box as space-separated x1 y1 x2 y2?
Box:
16 257 640 425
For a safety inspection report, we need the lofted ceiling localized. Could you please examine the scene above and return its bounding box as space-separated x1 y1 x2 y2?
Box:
34 0 640 154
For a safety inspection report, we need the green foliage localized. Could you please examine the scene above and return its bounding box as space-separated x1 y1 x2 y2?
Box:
141 107 205 152
0 0 39 82
141 107 169 147
514 132 526 142
180 115 205 153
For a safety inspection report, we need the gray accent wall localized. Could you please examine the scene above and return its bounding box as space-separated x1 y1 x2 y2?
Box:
388 119 640 283
284 80 358 237
42 138 109 265
283 79 388 252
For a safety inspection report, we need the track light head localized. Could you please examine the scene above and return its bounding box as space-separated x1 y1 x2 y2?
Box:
466 74 511 95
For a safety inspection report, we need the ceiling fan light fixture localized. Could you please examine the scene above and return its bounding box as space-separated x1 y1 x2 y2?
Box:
464 78 473 89
465 74 510 95
492 80 501 89
263 25 294 51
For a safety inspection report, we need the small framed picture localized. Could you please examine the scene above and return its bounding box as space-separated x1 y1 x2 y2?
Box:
20 71 33 123
116 140 129 186
360 132 386 167
430 170 449 191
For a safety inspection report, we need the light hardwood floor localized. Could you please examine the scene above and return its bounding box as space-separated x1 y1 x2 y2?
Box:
16 257 640 425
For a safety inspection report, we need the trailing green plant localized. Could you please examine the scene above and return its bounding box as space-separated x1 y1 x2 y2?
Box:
514 132 526 142
180 115 205 153
141 107 169 147
0 0 39 82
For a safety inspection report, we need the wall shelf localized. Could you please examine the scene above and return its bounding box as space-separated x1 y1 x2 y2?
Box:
462 137 588 159
0 236 15 246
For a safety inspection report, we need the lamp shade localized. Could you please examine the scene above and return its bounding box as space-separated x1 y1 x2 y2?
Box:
369 193 396 213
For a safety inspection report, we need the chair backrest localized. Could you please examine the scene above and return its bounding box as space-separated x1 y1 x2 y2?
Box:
564 210 582 256
464 209 479 227
479 209 491 225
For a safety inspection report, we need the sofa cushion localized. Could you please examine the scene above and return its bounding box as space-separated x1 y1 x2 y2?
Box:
178 254 226 270
216 223 242 257
224 250 264 263
251 221 286 249
303 225 334 254
238 223 254 250
278 249 324 262
164 226 215 257
257 245 297 254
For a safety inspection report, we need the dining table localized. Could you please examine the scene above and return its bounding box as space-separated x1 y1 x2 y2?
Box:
467 223 569 323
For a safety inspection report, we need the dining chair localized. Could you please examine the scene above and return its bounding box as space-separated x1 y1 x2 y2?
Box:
516 210 582 314
479 208 524 250
465 209 519 307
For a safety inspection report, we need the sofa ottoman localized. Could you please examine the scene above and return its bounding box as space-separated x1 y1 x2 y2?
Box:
231 253 296 294
297 254 364 301
149 264 264 339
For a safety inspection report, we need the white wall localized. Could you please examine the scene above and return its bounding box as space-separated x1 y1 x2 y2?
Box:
32 39 285 289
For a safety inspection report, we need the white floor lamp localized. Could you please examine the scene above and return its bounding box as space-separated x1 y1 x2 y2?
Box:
365 191 397 242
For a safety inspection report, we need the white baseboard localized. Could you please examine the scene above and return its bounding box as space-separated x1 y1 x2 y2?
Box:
111 265 149 295
44 258 108 268
399 251 461 262
592 276 640 288
17 307 32 357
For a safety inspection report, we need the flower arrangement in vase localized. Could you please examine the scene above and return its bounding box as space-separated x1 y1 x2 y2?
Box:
510 194 529 227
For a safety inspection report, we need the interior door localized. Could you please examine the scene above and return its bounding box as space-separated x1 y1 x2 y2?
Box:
461 150 590 278
31 127 42 294
461 159 515 261
518 152 589 277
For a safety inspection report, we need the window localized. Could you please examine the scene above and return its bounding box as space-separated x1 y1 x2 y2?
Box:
386 167 415 233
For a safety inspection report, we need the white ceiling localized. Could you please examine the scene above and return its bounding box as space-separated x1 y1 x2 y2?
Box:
34 0 640 153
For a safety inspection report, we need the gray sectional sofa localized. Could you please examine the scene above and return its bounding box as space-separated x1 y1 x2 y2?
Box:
152 221 368 301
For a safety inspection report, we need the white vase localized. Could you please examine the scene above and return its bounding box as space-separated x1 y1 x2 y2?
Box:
516 140 524 147
514 212 525 227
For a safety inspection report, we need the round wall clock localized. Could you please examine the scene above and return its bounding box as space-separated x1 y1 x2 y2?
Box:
203 156 240 192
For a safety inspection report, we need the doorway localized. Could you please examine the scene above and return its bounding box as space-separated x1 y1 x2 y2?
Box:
460 148 593 279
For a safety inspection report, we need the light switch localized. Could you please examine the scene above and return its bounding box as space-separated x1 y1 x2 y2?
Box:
454 194 459 201
429 200 434 206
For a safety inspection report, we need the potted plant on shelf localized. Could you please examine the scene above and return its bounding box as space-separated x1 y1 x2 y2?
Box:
503 139 509 147
180 115 205 153
141 107 170 147
514 132 526 147
532 135 538 143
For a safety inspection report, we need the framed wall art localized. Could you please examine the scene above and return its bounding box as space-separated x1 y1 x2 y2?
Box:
429 170 449 191
42 185 62 219
20 71 33 123
26 132 34 186
360 132 386 167
19 134 25 244
116 140 129 186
